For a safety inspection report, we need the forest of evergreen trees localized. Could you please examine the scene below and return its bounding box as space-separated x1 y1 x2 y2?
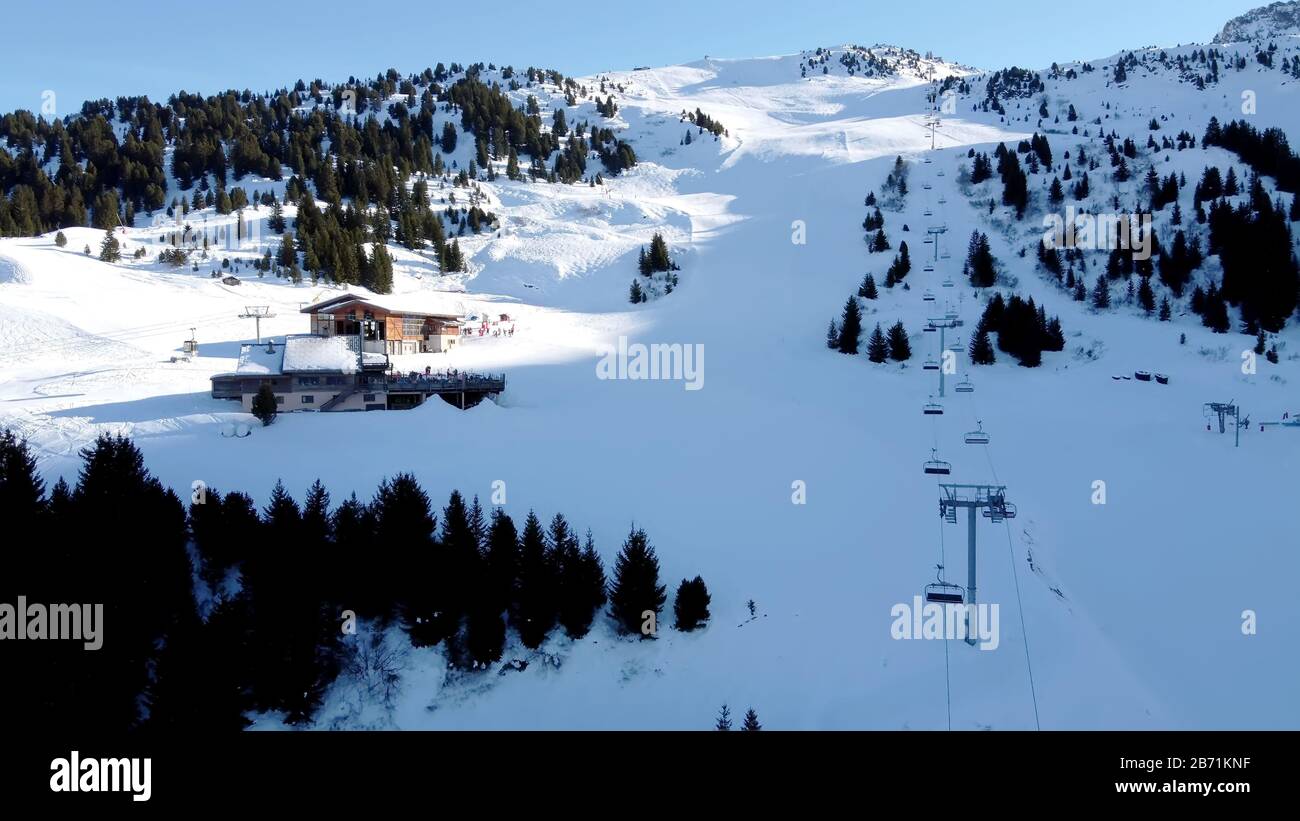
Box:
0 429 707 734
0 61 638 283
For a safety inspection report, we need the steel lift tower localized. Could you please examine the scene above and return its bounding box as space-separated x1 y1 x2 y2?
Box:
938 483 1017 645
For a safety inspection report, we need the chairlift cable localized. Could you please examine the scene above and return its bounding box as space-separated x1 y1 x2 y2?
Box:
977 421 1043 731
937 484 953 732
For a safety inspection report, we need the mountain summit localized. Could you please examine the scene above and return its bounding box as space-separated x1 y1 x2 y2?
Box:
1214 1 1300 43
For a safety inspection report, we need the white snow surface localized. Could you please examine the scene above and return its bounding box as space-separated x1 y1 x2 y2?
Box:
2 38 1299 730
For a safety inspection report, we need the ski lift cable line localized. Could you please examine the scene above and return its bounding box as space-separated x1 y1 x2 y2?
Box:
0 310 235 357
977 420 1043 731
937 483 953 732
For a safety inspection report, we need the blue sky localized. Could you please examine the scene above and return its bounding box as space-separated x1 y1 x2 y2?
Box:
0 0 1264 116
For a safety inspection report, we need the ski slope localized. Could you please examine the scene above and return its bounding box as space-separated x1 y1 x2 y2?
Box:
2 36 1299 730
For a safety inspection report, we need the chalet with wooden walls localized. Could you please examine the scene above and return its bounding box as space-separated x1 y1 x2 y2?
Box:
302 293 464 356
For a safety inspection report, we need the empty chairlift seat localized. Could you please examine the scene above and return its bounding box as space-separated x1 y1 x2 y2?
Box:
954 375 975 393
924 565 964 604
923 290 936 302
942 276 955 288
923 449 952 475
923 398 944 415
923 358 940 371
964 422 990 445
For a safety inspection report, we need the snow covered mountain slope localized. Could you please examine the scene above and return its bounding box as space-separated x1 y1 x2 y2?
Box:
1216 1 1300 44
2 23 1298 729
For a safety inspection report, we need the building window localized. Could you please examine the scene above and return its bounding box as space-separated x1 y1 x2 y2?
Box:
302 395 314 404
402 316 425 335
363 393 376 402
275 396 284 405
298 376 321 387
325 376 345 386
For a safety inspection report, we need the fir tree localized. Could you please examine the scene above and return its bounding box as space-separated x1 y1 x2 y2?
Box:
866 324 889 363
858 273 878 299
715 703 733 731
672 575 711 631
969 325 996 365
98 230 121 262
608 526 667 636
513 510 556 648
837 296 863 355
1091 274 1111 309
886 320 911 361
742 708 762 731
252 383 278 426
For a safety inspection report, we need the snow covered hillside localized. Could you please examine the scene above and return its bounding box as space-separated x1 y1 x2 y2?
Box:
2 19 1299 730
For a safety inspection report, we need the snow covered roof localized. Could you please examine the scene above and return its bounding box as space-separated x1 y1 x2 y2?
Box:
282 334 360 374
234 342 282 375
302 290 464 319
227 335 362 376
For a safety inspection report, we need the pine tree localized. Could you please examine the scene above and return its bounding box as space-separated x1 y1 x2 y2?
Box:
826 318 840 350
858 273 878 299
1138 276 1156 315
1091 274 1111 309
837 296 862 354
672 575 711 631
608 526 667 636
513 511 556 648
98 230 121 262
1159 296 1172 321
368 243 394 294
969 325 996 365
866 324 889 363
252 383 277 426
557 529 607 639
715 703 733 731
629 279 644 303
742 708 762 731
886 320 911 361
55 231 67 247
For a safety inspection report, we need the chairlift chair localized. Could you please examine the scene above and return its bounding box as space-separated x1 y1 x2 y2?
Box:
954 375 975 394
923 358 940 371
940 250 951 260
923 290 936 302
937 170 946 177
923 208 933 217
923 398 944 415
938 195 947 204
925 565 965 604
923 324 937 333
923 263 935 273
923 449 952 475
923 183 933 190
964 422 990 444
941 277 955 288
923 237 934 244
